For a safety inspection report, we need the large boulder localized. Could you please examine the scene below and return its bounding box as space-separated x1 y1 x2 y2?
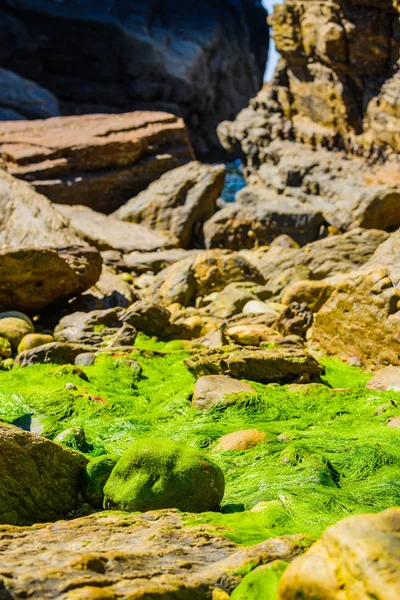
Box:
0 66 59 120
0 112 194 213
0 0 269 154
0 422 87 526
113 162 225 248
278 508 400 600
0 167 84 248
55 204 179 253
103 438 225 513
0 246 102 312
185 347 322 383
0 512 306 600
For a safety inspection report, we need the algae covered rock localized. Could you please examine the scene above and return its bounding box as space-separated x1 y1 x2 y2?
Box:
186 347 322 383
0 336 12 358
55 427 92 453
83 455 119 508
231 560 289 600
0 422 87 526
278 508 400 600
104 438 225 513
192 375 257 411
0 311 34 350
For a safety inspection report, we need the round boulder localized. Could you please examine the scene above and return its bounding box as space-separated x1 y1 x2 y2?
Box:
214 429 267 451
0 312 34 350
83 455 119 508
18 333 54 354
103 438 225 513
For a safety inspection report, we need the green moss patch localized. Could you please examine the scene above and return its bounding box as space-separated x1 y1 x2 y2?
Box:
0 339 399 545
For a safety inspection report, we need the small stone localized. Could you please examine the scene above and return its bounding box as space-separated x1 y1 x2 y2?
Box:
0 312 34 350
0 336 12 358
387 417 400 429
214 429 266 451
17 333 54 354
367 367 400 392
75 353 96 367
55 427 93 453
65 383 78 391
192 375 257 410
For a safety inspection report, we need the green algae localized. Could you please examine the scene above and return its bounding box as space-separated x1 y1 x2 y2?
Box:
0 339 399 545
230 560 289 600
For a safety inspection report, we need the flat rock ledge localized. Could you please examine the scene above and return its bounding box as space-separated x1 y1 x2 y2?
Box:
0 510 306 600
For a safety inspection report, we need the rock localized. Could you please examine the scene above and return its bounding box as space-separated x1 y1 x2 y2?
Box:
0 312 34 350
282 280 336 312
55 427 92 453
0 337 12 358
0 66 59 120
312 267 400 369
55 204 178 253
123 248 201 274
149 250 264 308
192 375 257 411
187 348 322 384
0 112 194 213
243 300 283 320
70 265 138 311
367 367 400 392
0 422 87 526
388 417 400 429
0 1 269 154
0 168 84 248
207 282 271 319
14 342 96 367
83 455 119 509
214 430 267 452
122 300 170 337
204 193 324 250
225 324 278 347
75 353 96 368
103 438 225 513
278 508 400 600
243 228 389 299
0 512 307 600
113 162 226 248
366 228 400 287
17 333 54 354
0 246 102 312
232 560 289 600
276 302 313 338
54 308 134 348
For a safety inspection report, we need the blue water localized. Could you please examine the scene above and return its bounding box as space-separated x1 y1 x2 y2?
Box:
220 160 246 203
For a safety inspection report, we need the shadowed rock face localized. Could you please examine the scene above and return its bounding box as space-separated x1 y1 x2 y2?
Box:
0 0 269 155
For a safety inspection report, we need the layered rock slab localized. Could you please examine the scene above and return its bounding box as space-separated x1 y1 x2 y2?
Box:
0 112 194 213
0 511 306 600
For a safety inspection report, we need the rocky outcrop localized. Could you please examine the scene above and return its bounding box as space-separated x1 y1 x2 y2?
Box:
0 511 306 600
0 247 102 312
0 67 59 120
278 508 400 600
113 162 226 248
0 112 194 213
0 0 269 155
0 422 87 526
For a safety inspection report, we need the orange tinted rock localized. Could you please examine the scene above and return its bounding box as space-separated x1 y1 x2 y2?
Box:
214 429 267 451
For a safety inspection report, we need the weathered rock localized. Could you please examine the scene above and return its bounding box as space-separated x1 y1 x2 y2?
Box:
104 439 225 513
14 342 96 367
192 375 257 411
74 353 96 368
276 302 313 338
214 430 267 452
123 248 201 274
0 167 84 248
282 280 336 312
17 333 54 354
0 511 307 600
0 246 102 312
225 324 279 347
122 301 170 337
204 192 324 250
312 267 400 369
278 508 400 600
243 228 389 299
54 308 136 348
113 162 225 248
367 367 400 392
70 266 138 311
207 282 271 319
186 347 322 383
0 1 269 154
0 312 34 350
0 422 87 526
56 204 179 253
148 250 264 307
0 66 59 120
0 112 194 213
0 336 12 358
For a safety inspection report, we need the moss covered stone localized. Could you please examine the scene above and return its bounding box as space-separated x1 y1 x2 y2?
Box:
231 560 289 600
104 438 225 513
0 336 12 358
83 454 119 508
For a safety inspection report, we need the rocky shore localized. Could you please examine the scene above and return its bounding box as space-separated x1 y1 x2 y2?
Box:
0 1 399 599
